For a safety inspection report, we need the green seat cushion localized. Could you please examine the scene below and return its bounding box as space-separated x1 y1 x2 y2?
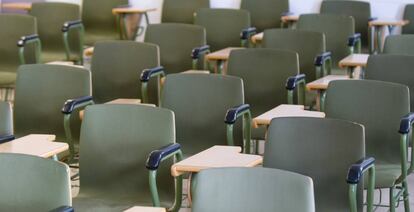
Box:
364 163 401 188
84 30 119 46
42 50 69 63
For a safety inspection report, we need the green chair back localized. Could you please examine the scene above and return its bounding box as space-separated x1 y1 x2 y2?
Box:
82 0 127 45
383 35 414 55
194 8 250 51
297 14 354 66
192 167 315 212
262 29 325 82
403 4 414 34
75 105 175 210
91 41 159 104
14 64 91 148
227 48 299 117
0 153 71 211
0 14 37 86
264 117 365 211
365 54 414 112
320 0 371 48
325 80 409 165
0 101 12 136
240 0 289 32
30 2 81 62
145 23 206 74
162 0 209 24
162 74 244 156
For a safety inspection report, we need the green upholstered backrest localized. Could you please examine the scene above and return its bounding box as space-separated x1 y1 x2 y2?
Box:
79 105 175 204
162 0 209 24
383 35 414 55
265 117 365 212
325 80 409 164
297 14 355 65
145 23 206 74
14 64 91 144
240 0 289 32
162 74 244 155
0 101 12 136
192 167 315 212
194 8 250 51
91 41 159 104
262 29 325 82
0 153 71 211
403 4 414 34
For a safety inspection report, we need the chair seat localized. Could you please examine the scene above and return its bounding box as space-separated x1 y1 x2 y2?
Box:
252 126 266 140
85 31 119 46
42 50 69 63
365 163 401 188
0 71 17 86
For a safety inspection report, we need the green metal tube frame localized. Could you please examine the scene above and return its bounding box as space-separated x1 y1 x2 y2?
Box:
315 57 332 79
63 100 94 162
241 32 256 48
63 23 85 65
349 164 375 212
287 78 306 105
349 38 362 55
141 71 165 105
226 109 252 154
192 50 211 70
148 149 184 212
18 37 42 64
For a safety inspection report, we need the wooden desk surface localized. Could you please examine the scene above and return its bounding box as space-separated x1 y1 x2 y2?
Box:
306 75 350 91
2 2 32 11
0 134 68 158
84 47 94 57
123 206 166 212
171 145 263 177
112 7 156 15
251 32 263 44
339 54 369 68
205 47 245 61
281 15 299 23
182 70 210 74
369 19 410 27
253 105 325 128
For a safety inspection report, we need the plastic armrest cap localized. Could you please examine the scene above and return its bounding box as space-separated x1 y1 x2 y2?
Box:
347 157 375 184
49 206 74 212
0 135 15 144
225 104 250 124
140 66 165 82
191 45 210 59
240 27 257 39
399 113 414 134
61 96 93 114
286 74 306 90
17 34 39 47
146 143 181 170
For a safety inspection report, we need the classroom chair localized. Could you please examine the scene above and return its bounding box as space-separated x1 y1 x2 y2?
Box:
90 41 160 105
144 23 208 74
162 0 209 24
320 0 372 52
383 35 414 55
29 2 84 64
226 48 304 140
191 167 315 212
365 54 414 112
142 73 250 154
194 8 253 51
0 153 72 212
297 14 360 75
240 0 289 32
73 104 182 212
13 64 92 162
403 4 414 34
0 101 12 138
265 117 375 212
0 14 39 100
325 80 413 212
82 0 128 46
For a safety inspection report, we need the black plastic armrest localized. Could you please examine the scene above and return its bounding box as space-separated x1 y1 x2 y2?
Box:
116 4 132 8
225 104 250 124
146 143 181 170
0 135 15 144
347 157 375 184
286 74 306 91
314 52 332 66
348 33 361 47
61 96 93 114
369 17 378 22
49 206 74 212
191 45 210 59
240 27 257 40
17 34 40 47
140 66 165 82
281 11 294 16
62 20 83 32
399 113 414 134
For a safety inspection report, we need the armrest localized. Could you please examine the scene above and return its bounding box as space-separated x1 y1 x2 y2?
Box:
140 66 165 104
314 52 332 67
49 206 74 212
61 96 93 114
286 74 306 91
348 33 362 54
281 11 294 17
191 45 210 60
369 17 378 22
146 143 182 170
240 27 257 48
17 34 41 64
0 135 15 144
314 52 332 78
17 34 40 47
115 4 132 8
225 104 252 153
62 20 84 64
399 113 414 134
347 157 375 184
140 66 165 83
61 20 83 32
